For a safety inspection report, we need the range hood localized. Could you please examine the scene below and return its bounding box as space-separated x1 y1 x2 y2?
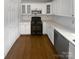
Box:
21 0 53 3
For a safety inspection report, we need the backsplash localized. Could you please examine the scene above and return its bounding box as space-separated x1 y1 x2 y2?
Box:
51 15 75 32
21 15 53 21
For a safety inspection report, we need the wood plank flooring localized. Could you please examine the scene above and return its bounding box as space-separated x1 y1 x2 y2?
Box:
5 35 60 59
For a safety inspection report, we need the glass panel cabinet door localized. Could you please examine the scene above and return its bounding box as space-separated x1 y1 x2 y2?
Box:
47 5 50 14
22 5 26 14
27 5 31 14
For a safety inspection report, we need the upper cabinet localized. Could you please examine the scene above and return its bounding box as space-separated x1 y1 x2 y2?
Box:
21 3 52 15
47 5 50 14
52 0 74 17
46 3 52 15
22 4 26 14
21 3 31 15
27 5 31 14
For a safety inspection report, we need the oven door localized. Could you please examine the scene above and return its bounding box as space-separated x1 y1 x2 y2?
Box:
31 24 42 35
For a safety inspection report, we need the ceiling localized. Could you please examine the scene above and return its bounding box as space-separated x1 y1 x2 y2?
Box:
21 0 53 3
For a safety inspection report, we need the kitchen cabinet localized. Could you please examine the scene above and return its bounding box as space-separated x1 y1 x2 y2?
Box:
21 4 26 14
46 22 54 44
69 42 75 59
46 22 51 40
46 3 52 15
52 0 74 17
19 22 31 34
54 30 69 59
43 22 46 34
46 5 50 14
27 5 31 14
21 4 31 15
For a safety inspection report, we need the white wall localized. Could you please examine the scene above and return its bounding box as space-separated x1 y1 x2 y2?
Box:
4 26 20 57
4 0 21 57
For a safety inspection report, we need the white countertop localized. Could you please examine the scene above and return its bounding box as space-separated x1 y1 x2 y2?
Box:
48 21 75 45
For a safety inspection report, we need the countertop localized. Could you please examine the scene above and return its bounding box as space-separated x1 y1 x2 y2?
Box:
47 20 75 45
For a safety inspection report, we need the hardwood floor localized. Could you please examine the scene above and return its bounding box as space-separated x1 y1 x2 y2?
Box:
5 35 60 59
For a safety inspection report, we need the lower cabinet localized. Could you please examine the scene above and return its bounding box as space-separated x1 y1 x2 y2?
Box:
54 30 69 59
46 22 54 44
19 22 31 34
68 42 75 59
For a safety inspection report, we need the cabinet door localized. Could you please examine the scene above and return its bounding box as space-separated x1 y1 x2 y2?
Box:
54 30 69 59
25 23 31 34
46 22 54 44
52 0 74 17
46 3 52 15
46 5 50 14
61 0 74 17
50 25 54 45
21 5 26 14
46 22 49 36
19 23 26 34
27 5 31 14
43 22 46 34
69 42 75 59
46 22 51 38
19 23 30 34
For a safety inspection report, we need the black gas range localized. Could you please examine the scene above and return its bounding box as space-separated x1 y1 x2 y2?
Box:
31 17 42 35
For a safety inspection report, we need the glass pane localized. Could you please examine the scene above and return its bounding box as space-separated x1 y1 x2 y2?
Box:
22 5 26 13
47 5 50 14
27 5 31 14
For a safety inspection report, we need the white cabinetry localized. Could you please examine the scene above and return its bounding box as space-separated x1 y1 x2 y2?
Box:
46 3 52 15
43 22 46 34
52 0 74 17
69 42 75 59
21 3 53 15
46 22 54 44
21 4 26 14
19 22 31 34
46 22 51 38
21 3 31 15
